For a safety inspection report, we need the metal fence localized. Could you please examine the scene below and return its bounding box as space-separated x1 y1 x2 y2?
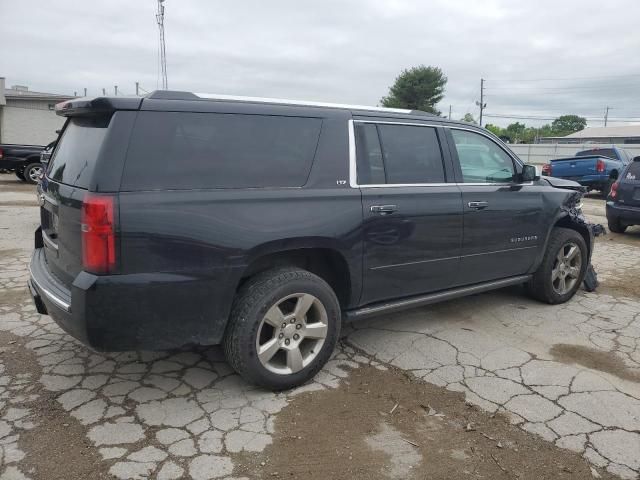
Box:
509 143 640 165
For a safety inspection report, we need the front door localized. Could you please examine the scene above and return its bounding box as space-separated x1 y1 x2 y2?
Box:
354 121 463 305
447 127 544 286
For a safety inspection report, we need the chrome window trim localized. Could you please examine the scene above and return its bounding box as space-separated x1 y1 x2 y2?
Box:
348 119 525 189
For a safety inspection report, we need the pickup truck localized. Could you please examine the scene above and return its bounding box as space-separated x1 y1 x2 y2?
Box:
542 147 632 195
0 143 46 184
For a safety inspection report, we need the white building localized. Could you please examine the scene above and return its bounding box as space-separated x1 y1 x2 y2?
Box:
0 77 74 146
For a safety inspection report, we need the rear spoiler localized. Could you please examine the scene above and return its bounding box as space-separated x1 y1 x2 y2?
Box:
550 155 612 162
55 96 143 117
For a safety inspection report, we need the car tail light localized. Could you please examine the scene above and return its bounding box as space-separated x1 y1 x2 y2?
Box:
0 148 3 159
609 181 619 200
542 163 552 176
596 159 605 173
81 193 116 274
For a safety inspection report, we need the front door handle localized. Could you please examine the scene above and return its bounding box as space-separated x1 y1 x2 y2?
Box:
468 201 489 210
370 204 398 215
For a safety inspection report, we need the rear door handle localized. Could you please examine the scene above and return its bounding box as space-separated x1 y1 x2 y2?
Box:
468 201 489 210
370 204 398 215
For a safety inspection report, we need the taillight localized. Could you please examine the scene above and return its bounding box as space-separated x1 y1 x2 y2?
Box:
0 148 3 159
609 181 619 200
81 193 116 274
542 163 552 176
596 159 605 173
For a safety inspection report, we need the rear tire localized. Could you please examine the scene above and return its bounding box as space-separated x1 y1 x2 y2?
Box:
24 163 43 184
608 217 627 234
528 228 588 304
223 267 341 390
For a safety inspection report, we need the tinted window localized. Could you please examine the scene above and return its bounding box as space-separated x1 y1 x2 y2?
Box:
624 161 640 182
122 112 322 190
577 148 618 160
451 129 515 183
377 124 445 184
355 123 385 184
48 117 109 189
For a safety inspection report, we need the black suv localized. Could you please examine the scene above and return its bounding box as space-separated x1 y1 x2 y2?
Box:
29 91 594 390
606 157 640 233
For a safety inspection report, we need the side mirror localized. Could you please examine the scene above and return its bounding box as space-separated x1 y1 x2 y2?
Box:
633 156 640 162
521 164 540 183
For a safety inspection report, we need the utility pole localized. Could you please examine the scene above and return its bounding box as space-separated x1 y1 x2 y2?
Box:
476 78 487 127
135 82 140 96
83 87 87 96
448 105 452 120
604 106 610 127
156 0 168 89
102 88 106 96
114 85 118 96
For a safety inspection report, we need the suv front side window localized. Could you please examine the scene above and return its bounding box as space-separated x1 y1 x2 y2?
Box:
451 129 515 184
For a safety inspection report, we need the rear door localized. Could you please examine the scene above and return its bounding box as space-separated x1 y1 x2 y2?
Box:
447 127 544 285
41 116 111 286
354 120 463 305
618 160 640 207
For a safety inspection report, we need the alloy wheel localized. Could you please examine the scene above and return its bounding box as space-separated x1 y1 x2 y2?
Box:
551 242 582 295
255 293 328 375
28 166 43 183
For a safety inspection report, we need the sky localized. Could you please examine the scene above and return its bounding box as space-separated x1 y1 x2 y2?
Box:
1 0 639 127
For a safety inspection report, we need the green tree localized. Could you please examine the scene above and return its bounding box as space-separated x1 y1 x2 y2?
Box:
485 123 503 137
551 115 587 134
461 113 477 124
381 65 447 115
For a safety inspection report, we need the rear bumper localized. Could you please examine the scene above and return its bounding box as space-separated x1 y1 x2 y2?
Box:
28 248 239 351
607 201 640 225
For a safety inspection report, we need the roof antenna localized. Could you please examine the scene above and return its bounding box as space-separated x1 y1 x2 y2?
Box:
156 0 168 90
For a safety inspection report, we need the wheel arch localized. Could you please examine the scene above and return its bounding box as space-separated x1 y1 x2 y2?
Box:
238 239 360 310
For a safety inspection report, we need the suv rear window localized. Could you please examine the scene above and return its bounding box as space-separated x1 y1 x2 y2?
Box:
47 116 110 189
624 161 640 182
121 112 322 190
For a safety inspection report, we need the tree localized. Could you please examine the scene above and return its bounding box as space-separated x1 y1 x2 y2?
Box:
551 115 587 134
461 113 477 124
381 65 447 115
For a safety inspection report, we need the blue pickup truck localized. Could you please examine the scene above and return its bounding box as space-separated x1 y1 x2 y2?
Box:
543 147 632 195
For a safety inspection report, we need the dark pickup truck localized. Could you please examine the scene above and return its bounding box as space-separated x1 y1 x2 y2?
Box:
542 147 632 195
0 143 46 184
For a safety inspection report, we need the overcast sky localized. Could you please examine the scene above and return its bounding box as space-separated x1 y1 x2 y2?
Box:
2 0 639 127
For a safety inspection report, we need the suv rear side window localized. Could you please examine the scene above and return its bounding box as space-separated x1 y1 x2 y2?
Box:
47 116 110 189
355 122 446 185
121 112 322 190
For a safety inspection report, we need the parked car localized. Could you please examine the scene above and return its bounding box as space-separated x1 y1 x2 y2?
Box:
29 91 596 390
39 140 58 169
0 143 46 184
542 147 632 195
606 156 640 233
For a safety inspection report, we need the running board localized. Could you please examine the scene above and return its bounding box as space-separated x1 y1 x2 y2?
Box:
344 275 531 322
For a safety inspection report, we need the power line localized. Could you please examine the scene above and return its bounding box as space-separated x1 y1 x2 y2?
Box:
484 113 640 122
488 73 640 83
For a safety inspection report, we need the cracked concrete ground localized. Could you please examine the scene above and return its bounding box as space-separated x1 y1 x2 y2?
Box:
1 176 640 479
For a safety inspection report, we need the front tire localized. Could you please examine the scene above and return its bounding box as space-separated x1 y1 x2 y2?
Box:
223 268 341 390
528 228 588 304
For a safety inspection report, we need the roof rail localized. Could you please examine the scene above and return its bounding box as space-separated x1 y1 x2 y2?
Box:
146 90 416 114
